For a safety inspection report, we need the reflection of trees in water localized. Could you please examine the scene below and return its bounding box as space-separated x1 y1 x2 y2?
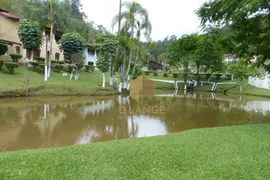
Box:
1 95 270 151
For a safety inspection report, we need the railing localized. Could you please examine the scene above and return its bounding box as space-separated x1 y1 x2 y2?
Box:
248 75 270 89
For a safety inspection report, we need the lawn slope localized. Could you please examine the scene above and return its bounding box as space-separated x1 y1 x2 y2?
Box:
0 124 269 179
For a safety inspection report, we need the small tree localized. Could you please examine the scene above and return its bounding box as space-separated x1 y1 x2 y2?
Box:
96 54 110 87
10 54 23 63
4 62 19 73
95 32 119 85
17 19 43 60
59 32 86 62
0 44 8 56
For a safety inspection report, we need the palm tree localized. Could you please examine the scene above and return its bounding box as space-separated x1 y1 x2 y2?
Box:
112 1 151 91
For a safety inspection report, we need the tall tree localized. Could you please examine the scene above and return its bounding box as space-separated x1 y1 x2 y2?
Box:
112 1 151 91
17 19 43 61
197 0 270 72
95 32 120 85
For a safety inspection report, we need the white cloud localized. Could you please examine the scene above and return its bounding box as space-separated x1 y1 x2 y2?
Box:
81 0 206 41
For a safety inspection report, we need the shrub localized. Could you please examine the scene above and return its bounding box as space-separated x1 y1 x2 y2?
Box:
0 44 8 55
90 65 95 71
172 73 179 78
68 64 77 73
29 61 39 67
35 57 45 62
163 73 168 77
58 60 65 64
39 63 45 68
9 54 22 63
182 73 188 81
51 60 56 64
0 60 4 69
4 62 19 73
153 72 158 76
54 64 64 72
85 65 91 72
215 74 222 80
143 71 150 75
205 73 211 80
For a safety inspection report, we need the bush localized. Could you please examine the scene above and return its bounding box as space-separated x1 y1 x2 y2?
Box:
35 57 45 62
153 72 158 76
205 73 211 80
163 73 168 77
144 71 151 75
215 74 222 80
182 73 188 81
0 44 8 55
172 73 179 78
9 54 22 63
29 61 39 67
85 65 91 72
0 60 4 69
51 60 56 64
68 64 77 73
58 60 65 64
39 63 45 68
54 64 64 72
4 62 19 73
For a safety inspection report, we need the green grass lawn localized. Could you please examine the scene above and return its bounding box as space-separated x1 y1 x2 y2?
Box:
0 65 118 96
0 124 269 179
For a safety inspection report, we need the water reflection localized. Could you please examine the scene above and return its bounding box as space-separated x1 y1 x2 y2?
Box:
0 93 270 152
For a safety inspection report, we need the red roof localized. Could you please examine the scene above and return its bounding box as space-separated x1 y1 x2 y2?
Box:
0 9 20 20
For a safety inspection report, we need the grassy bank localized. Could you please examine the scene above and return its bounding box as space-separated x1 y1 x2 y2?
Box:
0 124 269 179
0 66 119 97
149 75 270 97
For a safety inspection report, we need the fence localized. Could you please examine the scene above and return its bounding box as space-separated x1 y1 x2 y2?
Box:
248 75 270 89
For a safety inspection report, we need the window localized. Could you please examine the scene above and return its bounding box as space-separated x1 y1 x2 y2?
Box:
15 46 20 54
55 52 60 61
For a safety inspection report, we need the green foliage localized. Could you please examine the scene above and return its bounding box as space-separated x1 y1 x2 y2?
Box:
58 60 65 64
4 62 19 73
17 19 43 51
9 54 22 63
144 71 151 75
34 57 45 63
29 61 39 67
54 64 64 73
149 35 177 60
197 0 270 72
153 72 158 76
227 59 257 80
85 65 94 72
59 33 86 60
0 44 8 56
95 32 119 56
96 54 110 73
51 60 56 64
163 73 168 77
172 73 179 78
68 64 77 73
39 63 45 69
0 60 4 69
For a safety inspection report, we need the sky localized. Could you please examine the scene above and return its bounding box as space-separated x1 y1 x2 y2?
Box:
81 0 207 41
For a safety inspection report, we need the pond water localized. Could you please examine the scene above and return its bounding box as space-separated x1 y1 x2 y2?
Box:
0 92 270 152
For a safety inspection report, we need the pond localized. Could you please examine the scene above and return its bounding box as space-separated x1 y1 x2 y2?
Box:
0 92 270 152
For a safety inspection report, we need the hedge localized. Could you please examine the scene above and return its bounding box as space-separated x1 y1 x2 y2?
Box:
9 54 22 63
4 62 19 73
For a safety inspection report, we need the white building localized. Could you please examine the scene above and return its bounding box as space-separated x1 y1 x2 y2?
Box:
83 44 98 66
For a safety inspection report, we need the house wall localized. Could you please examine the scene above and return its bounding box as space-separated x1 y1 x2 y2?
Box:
0 14 64 61
84 48 97 66
0 15 23 60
